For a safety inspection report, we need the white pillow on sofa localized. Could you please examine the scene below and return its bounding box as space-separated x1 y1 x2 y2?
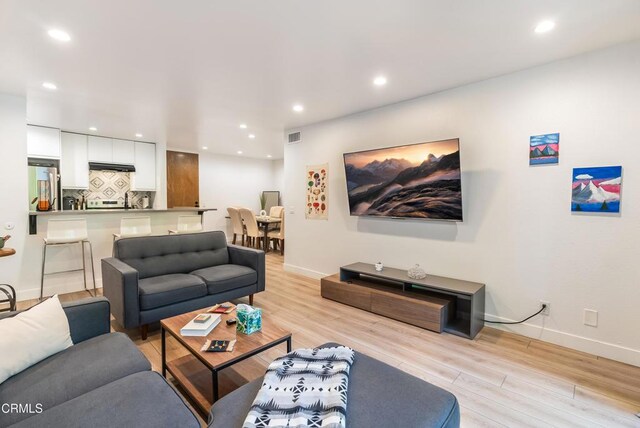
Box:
0 295 73 384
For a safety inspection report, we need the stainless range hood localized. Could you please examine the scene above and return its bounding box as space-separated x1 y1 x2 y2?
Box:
89 162 136 172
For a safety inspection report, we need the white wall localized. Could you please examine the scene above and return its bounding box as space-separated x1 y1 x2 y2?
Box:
284 40 640 366
198 153 280 238
0 94 28 297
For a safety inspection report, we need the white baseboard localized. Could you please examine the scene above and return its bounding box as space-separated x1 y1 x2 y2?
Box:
283 263 329 279
484 314 640 367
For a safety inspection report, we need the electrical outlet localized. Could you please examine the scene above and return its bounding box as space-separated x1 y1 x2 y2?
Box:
584 309 598 327
540 301 550 316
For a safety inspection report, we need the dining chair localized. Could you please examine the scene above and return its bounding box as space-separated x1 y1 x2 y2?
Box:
269 205 284 218
227 207 246 245
168 215 203 234
238 208 264 249
267 210 285 255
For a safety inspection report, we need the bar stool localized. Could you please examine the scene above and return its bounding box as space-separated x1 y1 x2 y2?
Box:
113 216 152 255
168 215 203 234
40 218 97 300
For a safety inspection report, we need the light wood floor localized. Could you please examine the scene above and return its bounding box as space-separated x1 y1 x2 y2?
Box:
20 253 640 427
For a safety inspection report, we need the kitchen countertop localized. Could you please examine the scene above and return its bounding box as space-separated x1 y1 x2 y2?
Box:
29 207 217 216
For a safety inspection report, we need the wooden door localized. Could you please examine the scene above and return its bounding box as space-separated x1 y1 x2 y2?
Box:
166 151 199 208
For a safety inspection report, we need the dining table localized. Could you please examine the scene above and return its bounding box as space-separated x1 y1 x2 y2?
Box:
256 216 281 253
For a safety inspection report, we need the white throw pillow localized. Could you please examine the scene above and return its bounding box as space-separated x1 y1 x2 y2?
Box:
0 295 73 384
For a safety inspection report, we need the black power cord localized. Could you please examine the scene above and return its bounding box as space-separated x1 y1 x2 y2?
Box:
483 304 547 325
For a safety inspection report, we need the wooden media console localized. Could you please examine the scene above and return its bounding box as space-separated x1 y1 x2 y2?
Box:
321 262 485 339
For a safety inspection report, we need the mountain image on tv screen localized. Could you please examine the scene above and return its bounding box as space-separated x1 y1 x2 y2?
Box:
343 138 462 221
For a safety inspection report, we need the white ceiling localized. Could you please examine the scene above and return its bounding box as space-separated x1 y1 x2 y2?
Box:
1 0 639 159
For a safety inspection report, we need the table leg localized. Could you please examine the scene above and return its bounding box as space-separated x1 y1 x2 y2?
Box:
212 370 219 402
161 326 166 377
263 223 269 252
286 336 292 353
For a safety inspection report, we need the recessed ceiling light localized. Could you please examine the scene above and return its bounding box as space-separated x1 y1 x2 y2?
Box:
292 104 304 113
373 76 387 86
135 133 143 138
534 20 555 34
48 29 71 42
89 126 97 131
237 150 243 155
239 123 247 129
248 134 256 139
202 146 208 150
267 154 272 158
42 82 57 90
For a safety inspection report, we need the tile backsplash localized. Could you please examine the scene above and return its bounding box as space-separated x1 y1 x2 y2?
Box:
63 170 154 208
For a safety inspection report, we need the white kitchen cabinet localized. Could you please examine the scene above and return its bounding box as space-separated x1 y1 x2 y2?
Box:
131 142 156 191
60 132 89 189
112 139 135 164
88 136 113 162
27 125 61 159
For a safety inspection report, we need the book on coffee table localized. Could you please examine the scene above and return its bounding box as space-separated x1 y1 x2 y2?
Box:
200 339 237 352
180 313 221 336
208 302 236 314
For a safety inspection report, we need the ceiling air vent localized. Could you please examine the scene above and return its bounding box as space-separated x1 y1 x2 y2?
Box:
288 131 301 144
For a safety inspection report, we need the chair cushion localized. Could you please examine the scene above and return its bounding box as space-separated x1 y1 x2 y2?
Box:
10 371 200 428
138 274 207 310
0 332 150 427
208 342 460 428
191 264 257 294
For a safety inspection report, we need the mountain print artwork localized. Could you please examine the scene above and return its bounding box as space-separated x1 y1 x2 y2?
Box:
530 133 559 165
343 139 462 220
571 166 622 213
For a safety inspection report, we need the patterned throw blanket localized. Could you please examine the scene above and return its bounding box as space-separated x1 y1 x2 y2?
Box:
243 346 355 428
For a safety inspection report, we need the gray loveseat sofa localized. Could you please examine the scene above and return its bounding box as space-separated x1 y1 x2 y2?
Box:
209 342 460 428
0 297 199 428
102 231 265 339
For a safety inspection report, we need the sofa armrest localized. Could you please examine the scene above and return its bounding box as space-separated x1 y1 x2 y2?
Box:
62 297 111 343
228 244 265 293
101 257 141 329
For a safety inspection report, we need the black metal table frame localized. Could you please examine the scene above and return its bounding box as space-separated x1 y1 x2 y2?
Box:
256 218 281 253
161 326 292 403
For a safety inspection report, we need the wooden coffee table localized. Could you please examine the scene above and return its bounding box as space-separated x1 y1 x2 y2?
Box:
161 309 291 416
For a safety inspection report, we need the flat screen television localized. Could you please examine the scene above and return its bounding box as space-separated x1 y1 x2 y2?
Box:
343 138 463 221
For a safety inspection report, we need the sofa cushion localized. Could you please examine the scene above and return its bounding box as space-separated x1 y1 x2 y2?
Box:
191 264 257 294
138 274 207 310
115 231 229 279
208 342 460 428
0 332 150 427
0 295 73 384
9 371 200 428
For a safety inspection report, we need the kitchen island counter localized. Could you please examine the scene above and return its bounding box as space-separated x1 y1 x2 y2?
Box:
29 207 216 216
28 207 217 234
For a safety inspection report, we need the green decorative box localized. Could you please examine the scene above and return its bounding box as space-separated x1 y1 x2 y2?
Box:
237 307 262 335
